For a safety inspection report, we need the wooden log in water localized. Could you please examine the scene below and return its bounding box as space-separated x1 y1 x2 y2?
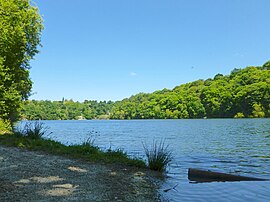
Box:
188 168 268 182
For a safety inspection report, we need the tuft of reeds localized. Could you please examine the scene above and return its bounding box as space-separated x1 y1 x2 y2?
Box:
15 121 51 139
143 139 173 172
82 137 96 147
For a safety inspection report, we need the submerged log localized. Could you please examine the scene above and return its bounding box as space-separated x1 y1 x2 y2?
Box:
188 168 268 182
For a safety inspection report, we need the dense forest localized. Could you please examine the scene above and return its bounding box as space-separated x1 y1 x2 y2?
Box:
21 61 270 120
21 100 113 120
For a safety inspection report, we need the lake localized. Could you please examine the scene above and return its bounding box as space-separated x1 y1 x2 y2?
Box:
18 119 270 201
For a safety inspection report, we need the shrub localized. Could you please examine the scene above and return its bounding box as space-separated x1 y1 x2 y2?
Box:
0 119 11 134
15 121 51 139
143 140 173 172
234 112 245 118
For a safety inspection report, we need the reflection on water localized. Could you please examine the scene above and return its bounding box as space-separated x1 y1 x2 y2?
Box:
18 119 270 201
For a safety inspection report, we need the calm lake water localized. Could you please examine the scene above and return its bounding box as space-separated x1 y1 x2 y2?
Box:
18 119 270 201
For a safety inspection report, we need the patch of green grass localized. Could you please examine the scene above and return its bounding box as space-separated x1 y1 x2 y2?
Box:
143 140 173 172
103 148 145 167
0 133 146 168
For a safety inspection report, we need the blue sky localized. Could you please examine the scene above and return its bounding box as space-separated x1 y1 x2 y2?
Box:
30 0 270 101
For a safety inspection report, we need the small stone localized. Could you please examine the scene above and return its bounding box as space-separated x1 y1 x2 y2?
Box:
110 172 117 176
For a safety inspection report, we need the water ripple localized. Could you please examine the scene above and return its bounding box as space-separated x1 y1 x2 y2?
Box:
17 119 270 202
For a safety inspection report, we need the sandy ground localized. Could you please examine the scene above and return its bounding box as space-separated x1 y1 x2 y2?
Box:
0 146 161 201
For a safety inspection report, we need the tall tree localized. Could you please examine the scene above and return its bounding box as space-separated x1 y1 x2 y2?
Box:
0 0 43 126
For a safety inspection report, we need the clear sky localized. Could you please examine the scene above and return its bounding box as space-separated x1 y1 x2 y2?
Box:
30 0 270 102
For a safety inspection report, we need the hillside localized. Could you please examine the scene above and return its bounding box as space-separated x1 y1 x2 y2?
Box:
110 61 270 119
22 61 270 120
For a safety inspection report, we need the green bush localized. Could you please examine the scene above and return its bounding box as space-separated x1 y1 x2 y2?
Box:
0 119 11 134
234 112 245 118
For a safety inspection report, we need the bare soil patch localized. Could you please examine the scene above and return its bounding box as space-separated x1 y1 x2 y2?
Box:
0 146 160 201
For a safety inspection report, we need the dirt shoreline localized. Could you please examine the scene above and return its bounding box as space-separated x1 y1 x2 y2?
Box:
0 146 161 201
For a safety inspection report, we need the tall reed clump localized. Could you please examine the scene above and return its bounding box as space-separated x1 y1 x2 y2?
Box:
15 121 51 139
81 137 96 148
143 140 173 172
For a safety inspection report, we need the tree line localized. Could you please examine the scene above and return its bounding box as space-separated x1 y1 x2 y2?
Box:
21 61 270 120
21 100 113 120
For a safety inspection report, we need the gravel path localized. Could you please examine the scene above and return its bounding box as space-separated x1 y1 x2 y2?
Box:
0 146 160 201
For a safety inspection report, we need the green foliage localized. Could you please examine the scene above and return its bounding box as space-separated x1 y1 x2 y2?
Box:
21 61 270 120
262 60 270 70
234 112 245 118
0 0 43 124
252 103 265 118
15 121 51 139
21 99 114 120
110 62 270 119
0 118 11 134
143 140 173 172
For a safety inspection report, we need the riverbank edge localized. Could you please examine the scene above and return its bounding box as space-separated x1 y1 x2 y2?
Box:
0 132 146 167
0 133 162 201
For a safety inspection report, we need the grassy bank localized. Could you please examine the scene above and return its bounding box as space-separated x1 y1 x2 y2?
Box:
0 132 146 168
0 122 173 172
